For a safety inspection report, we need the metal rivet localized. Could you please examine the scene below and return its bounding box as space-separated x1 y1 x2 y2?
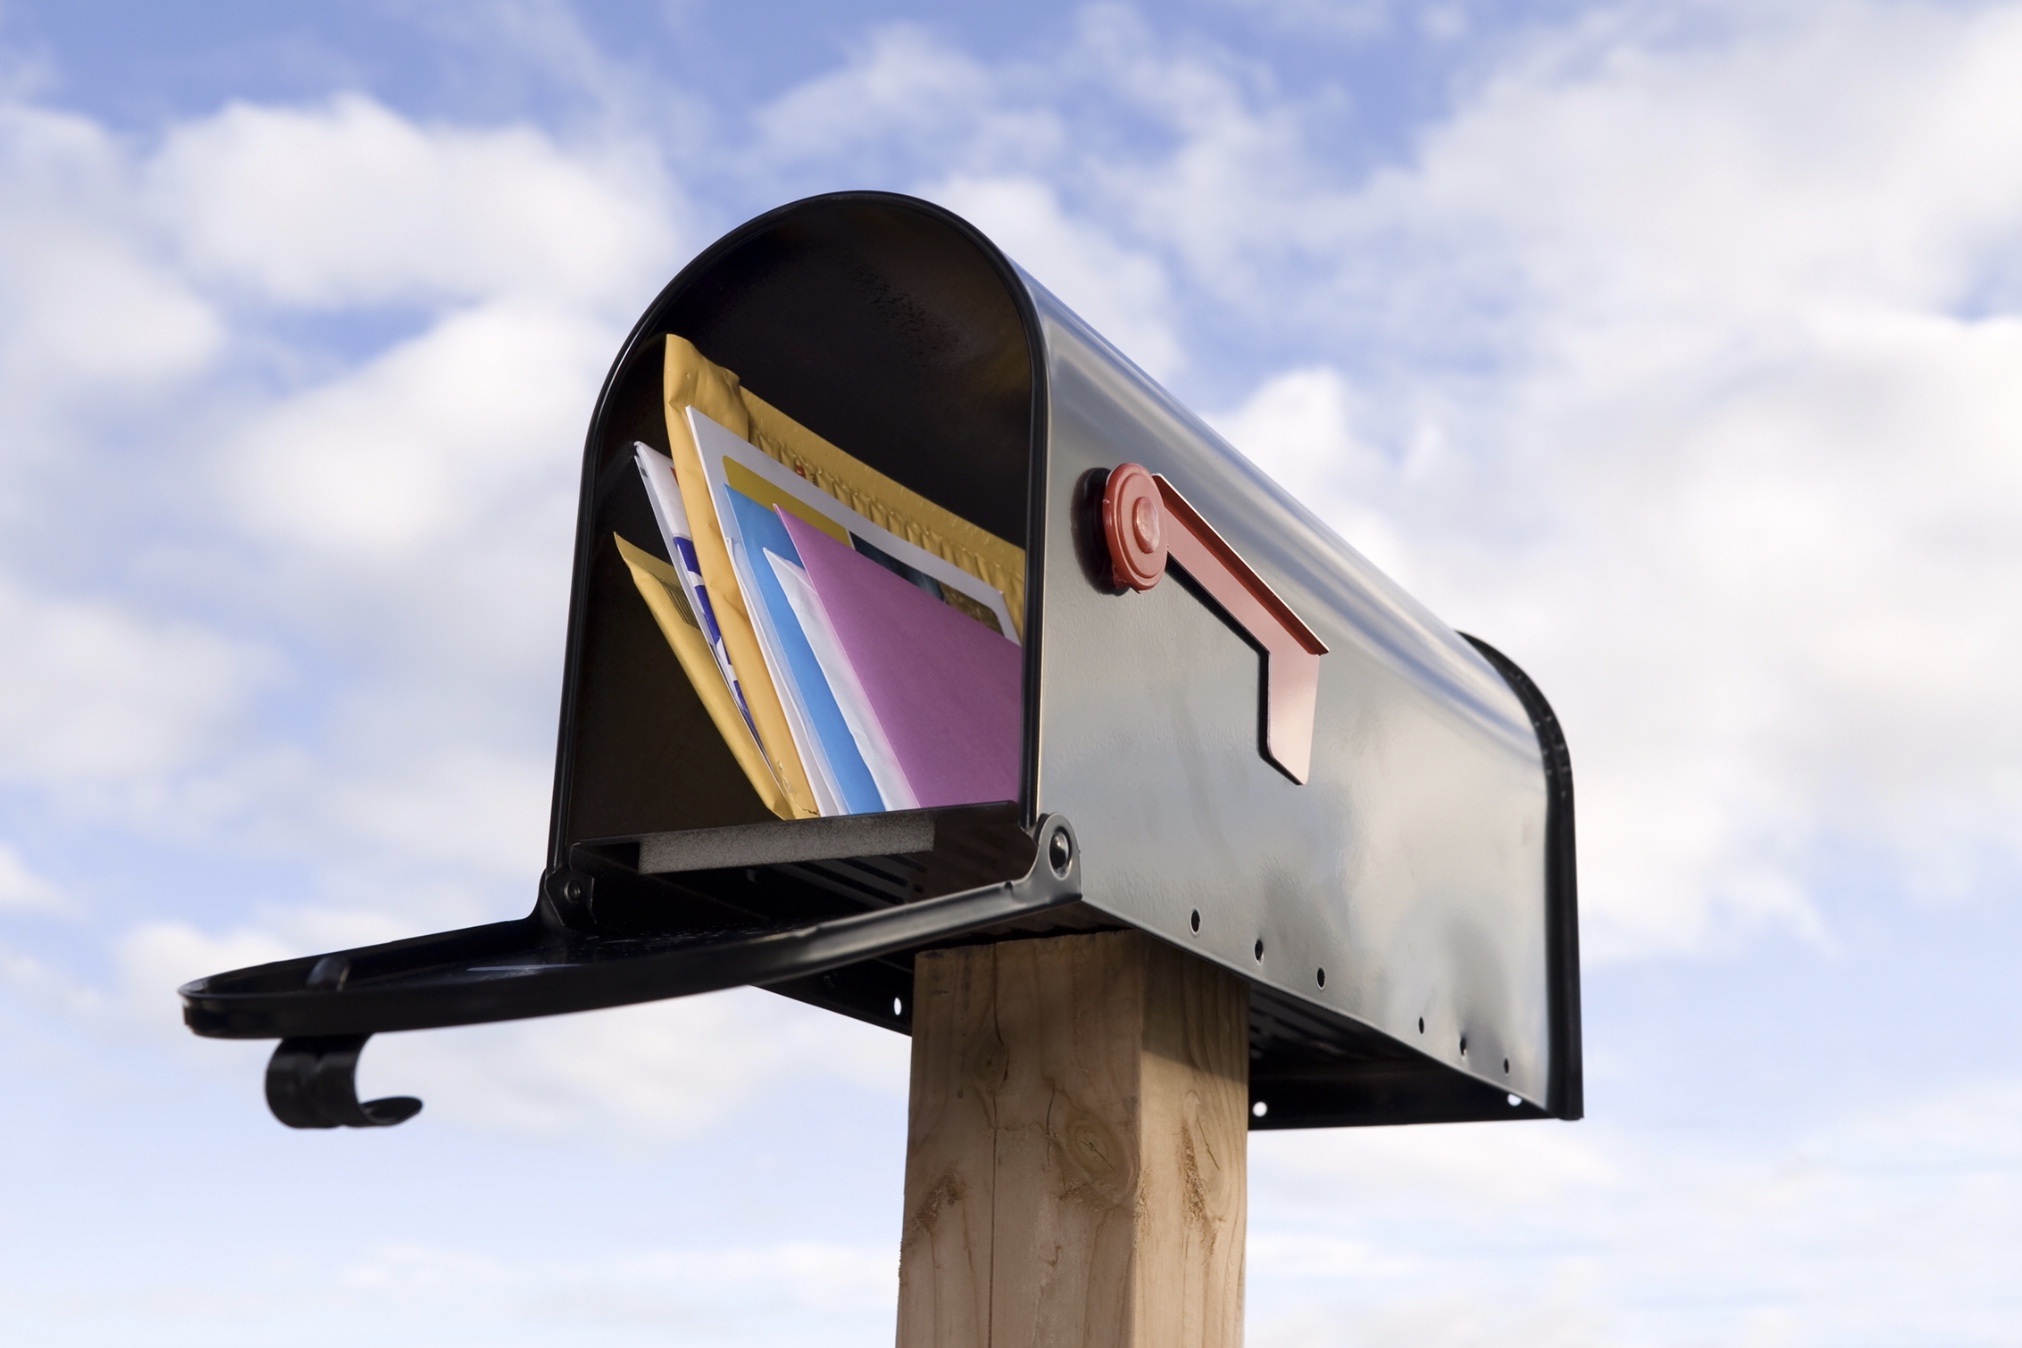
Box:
1503 1057 1510 1073
1507 1093 1522 1108
1048 828 1073 877
1251 1100 1268 1118
1417 1017 1425 1033
1459 1036 1468 1056
1190 909 1201 933
1253 939 1264 961
562 876 584 903
1315 967 1326 988
892 998 903 1017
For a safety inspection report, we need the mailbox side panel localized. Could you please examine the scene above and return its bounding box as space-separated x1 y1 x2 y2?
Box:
1026 288 1557 1109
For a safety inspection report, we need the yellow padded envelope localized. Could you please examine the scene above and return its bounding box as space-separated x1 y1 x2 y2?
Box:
614 534 790 821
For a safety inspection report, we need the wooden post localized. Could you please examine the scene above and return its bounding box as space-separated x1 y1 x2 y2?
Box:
897 929 1250 1348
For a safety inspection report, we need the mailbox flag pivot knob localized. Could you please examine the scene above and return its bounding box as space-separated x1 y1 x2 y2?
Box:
1102 463 1168 591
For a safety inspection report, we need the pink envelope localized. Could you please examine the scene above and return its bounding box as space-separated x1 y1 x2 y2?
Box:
779 511 1022 809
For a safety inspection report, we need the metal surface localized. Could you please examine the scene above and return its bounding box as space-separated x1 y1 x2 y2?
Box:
180 191 1580 1130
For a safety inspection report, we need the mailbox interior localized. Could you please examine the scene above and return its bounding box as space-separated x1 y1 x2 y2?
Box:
546 196 1068 1033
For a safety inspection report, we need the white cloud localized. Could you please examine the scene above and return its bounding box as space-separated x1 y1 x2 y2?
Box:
755 25 995 161
0 939 100 1017
150 93 676 309
0 579 274 789
0 104 221 396
1255 1112 1619 1208
222 298 606 557
1211 0 1393 39
160 1235 897 1336
0 842 63 912
0 1223 899 1345
316 746 552 882
1250 1077 2022 1345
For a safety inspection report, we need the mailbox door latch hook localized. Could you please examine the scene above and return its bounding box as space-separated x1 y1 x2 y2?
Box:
265 1034 422 1129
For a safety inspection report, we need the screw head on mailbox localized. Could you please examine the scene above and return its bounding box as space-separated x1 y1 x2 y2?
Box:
179 191 1581 1133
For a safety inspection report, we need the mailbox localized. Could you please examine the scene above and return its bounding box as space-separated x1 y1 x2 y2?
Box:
182 191 1581 1132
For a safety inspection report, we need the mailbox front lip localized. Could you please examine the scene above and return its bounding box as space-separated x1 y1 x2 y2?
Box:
177 815 1087 1040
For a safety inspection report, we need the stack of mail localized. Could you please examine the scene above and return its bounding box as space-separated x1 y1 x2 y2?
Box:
616 338 1024 820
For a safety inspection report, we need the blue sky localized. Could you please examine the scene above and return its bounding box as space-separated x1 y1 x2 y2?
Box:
1 1 2019 1344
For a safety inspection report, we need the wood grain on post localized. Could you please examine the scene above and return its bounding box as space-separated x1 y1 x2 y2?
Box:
897 930 1249 1348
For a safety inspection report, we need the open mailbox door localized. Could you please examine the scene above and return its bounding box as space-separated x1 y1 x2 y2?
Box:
181 191 1581 1132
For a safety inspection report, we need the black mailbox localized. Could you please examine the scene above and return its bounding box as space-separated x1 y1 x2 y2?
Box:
182 191 1580 1132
